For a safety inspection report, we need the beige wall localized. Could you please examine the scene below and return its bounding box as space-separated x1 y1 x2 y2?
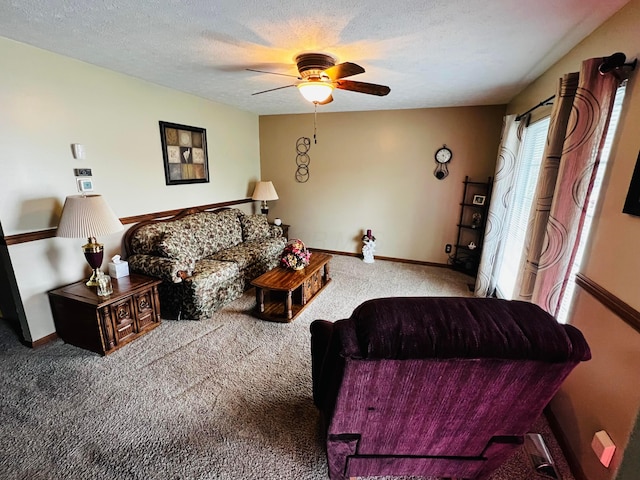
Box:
508 0 640 478
0 37 261 341
259 106 505 262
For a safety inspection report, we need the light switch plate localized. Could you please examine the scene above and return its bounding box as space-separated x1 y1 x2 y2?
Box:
71 143 85 160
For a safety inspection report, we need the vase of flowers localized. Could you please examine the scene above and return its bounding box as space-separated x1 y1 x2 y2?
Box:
281 239 311 270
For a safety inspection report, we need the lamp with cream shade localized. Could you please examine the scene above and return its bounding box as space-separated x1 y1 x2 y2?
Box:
251 181 279 215
56 194 124 286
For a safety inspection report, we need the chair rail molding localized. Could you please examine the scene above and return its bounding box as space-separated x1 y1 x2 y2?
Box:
3 198 253 246
575 273 640 333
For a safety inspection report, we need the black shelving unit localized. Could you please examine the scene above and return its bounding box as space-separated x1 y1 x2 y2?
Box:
450 176 493 277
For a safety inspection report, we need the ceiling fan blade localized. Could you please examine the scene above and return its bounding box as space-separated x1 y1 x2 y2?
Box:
335 80 390 96
251 84 296 95
246 68 300 79
324 62 365 80
318 94 334 105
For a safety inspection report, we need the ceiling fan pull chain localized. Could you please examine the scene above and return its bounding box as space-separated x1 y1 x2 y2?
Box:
313 103 318 144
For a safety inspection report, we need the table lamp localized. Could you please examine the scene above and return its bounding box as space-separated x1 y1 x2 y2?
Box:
251 181 279 215
56 194 124 286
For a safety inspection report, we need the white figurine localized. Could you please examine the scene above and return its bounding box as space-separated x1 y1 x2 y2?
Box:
362 229 376 263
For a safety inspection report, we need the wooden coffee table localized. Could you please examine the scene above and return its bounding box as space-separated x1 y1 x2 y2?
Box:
251 252 332 322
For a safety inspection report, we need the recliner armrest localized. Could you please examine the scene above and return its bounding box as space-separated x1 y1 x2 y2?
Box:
310 320 345 414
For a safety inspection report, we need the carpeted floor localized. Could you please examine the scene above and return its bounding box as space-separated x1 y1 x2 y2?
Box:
0 255 574 479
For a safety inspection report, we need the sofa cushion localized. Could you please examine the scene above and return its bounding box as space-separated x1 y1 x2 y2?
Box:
156 220 202 261
188 258 239 284
185 212 221 258
129 222 171 256
209 237 286 269
240 214 271 242
214 209 244 251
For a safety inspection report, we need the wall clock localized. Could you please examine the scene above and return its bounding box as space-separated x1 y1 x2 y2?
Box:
434 145 452 180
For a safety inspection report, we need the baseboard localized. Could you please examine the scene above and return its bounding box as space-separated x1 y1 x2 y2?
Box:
544 406 588 480
28 332 58 349
309 248 450 269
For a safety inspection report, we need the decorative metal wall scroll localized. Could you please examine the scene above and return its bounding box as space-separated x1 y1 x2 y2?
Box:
295 137 311 183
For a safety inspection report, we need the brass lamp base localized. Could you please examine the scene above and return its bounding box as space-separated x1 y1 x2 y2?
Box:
86 269 102 287
82 237 104 287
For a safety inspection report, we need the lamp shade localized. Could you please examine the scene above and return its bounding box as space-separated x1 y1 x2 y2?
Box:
251 181 279 201
57 194 124 239
297 81 334 103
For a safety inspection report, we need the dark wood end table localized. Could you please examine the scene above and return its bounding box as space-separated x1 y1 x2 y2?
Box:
48 273 162 355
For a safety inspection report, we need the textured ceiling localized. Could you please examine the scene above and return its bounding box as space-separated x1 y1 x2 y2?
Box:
0 0 630 115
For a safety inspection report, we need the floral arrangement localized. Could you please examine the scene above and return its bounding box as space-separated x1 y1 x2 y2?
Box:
281 239 311 270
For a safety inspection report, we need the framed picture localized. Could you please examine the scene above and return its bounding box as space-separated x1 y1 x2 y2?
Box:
159 121 209 185
623 151 640 216
472 194 486 206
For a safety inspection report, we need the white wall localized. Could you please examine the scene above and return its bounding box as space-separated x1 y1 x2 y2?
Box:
0 37 261 341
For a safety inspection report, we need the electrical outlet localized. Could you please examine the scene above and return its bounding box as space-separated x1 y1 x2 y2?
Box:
74 168 92 176
445 244 452 253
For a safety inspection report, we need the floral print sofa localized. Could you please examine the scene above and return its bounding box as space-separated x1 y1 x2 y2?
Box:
124 207 286 320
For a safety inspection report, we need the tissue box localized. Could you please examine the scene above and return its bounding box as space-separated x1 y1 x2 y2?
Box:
108 260 129 278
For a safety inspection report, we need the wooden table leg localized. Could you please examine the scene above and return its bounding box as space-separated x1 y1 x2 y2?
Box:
286 291 293 320
324 261 331 282
256 287 265 313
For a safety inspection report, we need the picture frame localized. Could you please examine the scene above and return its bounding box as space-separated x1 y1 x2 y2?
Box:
623 151 640 216
472 194 486 206
159 121 209 185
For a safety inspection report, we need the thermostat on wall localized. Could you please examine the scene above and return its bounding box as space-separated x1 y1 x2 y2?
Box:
77 178 94 193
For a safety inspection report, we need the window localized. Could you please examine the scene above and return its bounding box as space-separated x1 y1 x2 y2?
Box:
494 117 549 299
493 82 626 319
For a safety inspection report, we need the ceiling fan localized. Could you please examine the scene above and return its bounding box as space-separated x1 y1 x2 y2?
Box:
248 53 390 105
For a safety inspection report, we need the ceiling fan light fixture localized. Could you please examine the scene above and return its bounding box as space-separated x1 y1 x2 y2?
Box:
297 81 334 103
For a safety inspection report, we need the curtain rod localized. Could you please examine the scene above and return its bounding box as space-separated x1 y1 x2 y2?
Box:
515 95 555 122
515 52 637 122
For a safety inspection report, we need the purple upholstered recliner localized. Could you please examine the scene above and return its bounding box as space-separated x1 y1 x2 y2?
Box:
310 297 591 480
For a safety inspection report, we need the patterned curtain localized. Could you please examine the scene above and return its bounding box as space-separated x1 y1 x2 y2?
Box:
474 114 529 297
514 74 578 302
515 58 621 316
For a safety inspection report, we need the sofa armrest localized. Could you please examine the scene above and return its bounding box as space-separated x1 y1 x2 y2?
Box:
269 224 284 238
127 254 190 283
